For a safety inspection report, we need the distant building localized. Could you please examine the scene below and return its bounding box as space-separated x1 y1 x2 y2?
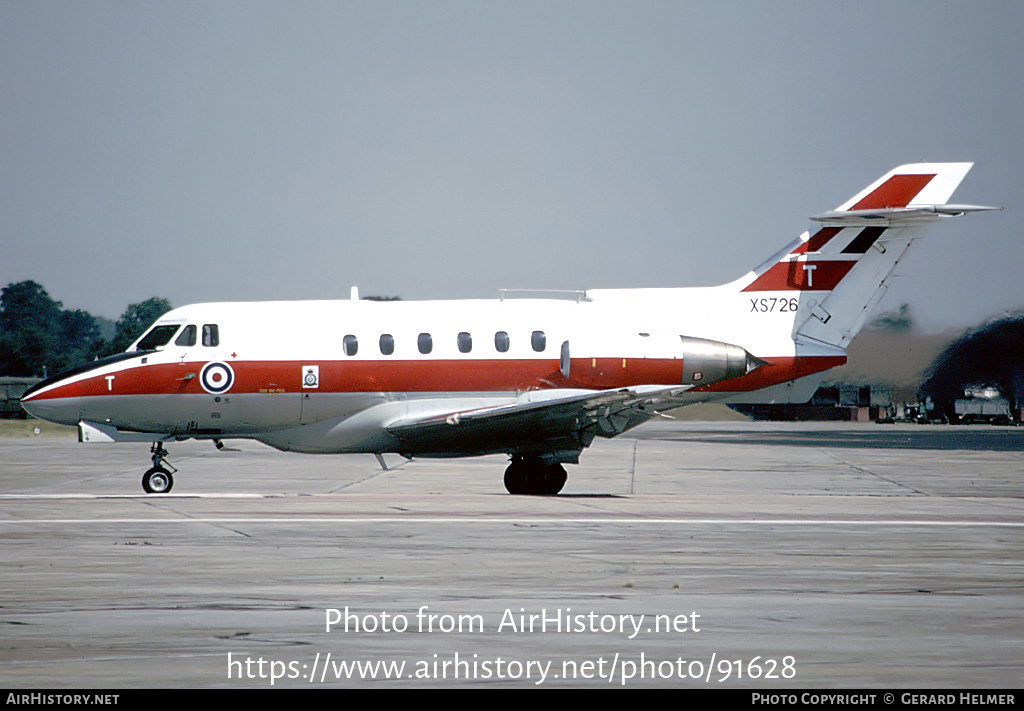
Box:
0 377 39 418
729 312 1024 424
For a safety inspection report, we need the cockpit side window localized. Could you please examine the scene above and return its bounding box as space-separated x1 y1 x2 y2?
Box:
175 325 197 347
202 324 219 347
136 325 181 351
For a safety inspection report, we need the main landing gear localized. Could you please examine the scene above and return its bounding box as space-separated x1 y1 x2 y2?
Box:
503 455 568 496
142 442 176 494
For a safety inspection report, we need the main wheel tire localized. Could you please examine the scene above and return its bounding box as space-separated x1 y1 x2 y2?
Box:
142 466 173 494
531 462 567 496
504 458 567 496
504 460 529 495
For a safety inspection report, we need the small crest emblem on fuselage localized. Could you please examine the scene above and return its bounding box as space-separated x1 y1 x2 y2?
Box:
302 365 320 389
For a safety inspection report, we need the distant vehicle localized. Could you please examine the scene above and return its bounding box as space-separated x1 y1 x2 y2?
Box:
955 388 1014 425
894 405 929 425
22 163 998 494
1 377 40 418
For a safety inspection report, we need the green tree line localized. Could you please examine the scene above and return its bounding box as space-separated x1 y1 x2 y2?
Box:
0 280 171 378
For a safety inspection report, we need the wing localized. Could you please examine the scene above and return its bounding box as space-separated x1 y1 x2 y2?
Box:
385 385 702 459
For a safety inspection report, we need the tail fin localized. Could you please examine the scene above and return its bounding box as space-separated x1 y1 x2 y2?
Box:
738 163 997 349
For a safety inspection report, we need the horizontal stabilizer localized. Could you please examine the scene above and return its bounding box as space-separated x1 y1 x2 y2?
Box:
811 204 1001 226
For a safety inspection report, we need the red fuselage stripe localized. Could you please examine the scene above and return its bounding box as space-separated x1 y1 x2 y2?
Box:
26 355 845 400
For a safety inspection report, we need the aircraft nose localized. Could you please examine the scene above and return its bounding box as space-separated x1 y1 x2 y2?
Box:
21 378 82 426
20 351 148 427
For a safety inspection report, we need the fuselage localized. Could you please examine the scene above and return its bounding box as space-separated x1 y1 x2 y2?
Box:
20 289 842 455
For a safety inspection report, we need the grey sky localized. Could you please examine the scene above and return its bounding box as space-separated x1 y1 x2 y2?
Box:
2 1 1021 331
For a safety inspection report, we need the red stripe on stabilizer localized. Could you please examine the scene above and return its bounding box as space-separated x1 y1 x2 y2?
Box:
741 260 855 292
850 173 935 210
790 227 842 256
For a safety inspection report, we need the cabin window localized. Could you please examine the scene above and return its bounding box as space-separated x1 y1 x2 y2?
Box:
343 334 358 356
137 325 180 351
457 332 472 354
531 330 546 352
418 332 433 354
379 334 394 356
494 331 510 353
202 324 219 347
174 325 197 347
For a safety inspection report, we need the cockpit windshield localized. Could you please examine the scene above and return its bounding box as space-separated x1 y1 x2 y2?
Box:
135 325 180 351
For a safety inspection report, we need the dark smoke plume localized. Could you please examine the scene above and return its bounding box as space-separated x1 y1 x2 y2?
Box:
920 313 1024 412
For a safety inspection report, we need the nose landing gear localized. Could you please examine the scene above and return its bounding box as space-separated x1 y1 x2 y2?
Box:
142 442 176 494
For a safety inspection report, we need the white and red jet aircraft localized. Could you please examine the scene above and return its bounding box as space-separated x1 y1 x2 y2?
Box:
22 163 996 495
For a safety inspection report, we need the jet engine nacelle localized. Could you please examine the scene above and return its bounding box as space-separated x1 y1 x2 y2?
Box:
679 336 765 385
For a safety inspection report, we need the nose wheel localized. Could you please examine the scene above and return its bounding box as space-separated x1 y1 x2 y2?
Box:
142 443 176 494
143 466 173 494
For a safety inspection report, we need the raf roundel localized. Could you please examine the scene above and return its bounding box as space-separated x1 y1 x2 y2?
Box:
199 361 235 394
